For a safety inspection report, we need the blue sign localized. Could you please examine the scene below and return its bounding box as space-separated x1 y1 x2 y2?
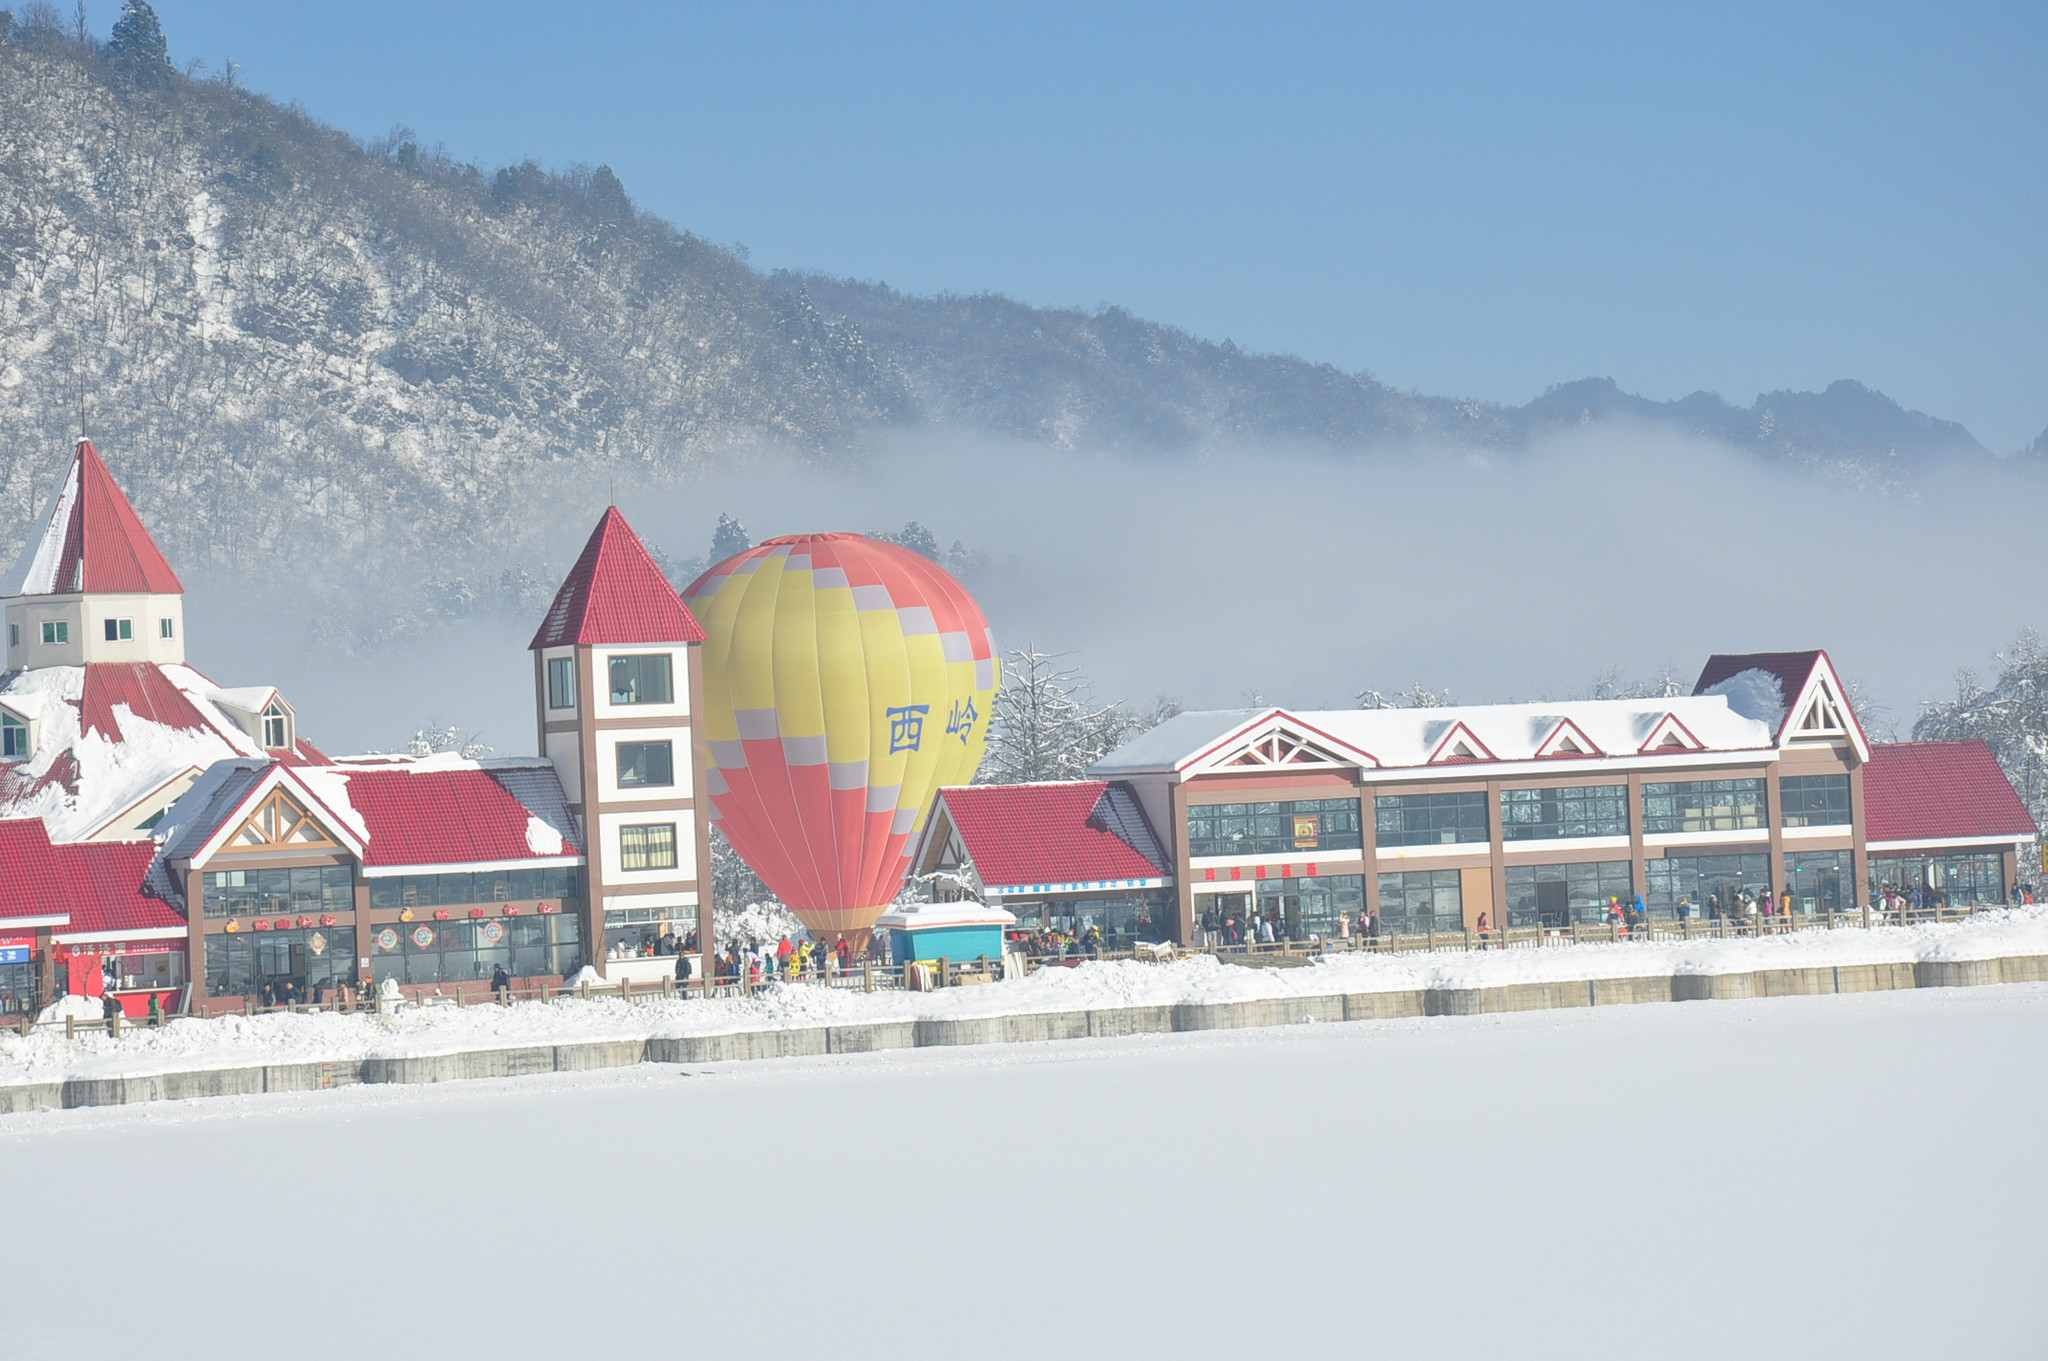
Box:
886 704 930 754
0 946 29 965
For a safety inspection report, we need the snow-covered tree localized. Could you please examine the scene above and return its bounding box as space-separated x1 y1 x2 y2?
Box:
406 721 491 759
709 823 773 908
979 646 1177 784
1356 683 1456 709
103 1 169 82
710 512 750 562
1913 630 2048 836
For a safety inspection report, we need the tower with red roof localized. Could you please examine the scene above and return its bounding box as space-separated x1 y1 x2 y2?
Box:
531 507 713 982
3 438 187 671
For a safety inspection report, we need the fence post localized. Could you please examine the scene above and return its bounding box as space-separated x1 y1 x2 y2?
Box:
65 1016 75 1041
863 959 874 994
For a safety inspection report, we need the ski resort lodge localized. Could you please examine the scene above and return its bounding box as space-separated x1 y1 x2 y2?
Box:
914 656 2040 944
0 440 711 1016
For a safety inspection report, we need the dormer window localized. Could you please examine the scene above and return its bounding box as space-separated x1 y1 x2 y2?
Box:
1 712 27 759
104 618 133 642
261 702 292 750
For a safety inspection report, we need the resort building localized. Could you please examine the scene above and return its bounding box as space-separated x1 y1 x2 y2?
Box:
0 438 714 1014
921 652 2038 945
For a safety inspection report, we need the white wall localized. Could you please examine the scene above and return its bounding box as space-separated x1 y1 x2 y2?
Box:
4 593 185 669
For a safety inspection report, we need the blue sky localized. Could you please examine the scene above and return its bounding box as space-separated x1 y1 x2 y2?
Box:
144 0 2048 449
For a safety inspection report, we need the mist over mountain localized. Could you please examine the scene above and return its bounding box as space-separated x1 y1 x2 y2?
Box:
0 20 2032 681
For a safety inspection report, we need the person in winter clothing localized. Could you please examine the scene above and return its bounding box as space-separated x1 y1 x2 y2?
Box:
146 993 162 1027
491 964 511 1003
102 993 121 1023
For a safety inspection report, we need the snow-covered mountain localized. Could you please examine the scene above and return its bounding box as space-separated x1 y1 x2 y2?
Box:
0 26 2016 639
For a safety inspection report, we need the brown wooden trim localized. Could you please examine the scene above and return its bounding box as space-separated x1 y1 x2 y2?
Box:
1169 779 1193 944
587 712 696 731
1487 777 1507 929
599 876 704 897
578 645 605 977
591 796 698 815
184 870 206 1003
689 641 715 973
1627 770 1647 901
1765 764 1786 895
1849 763 1870 909
1182 770 1357 798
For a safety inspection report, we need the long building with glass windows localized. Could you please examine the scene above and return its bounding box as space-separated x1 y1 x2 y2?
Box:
919 651 2039 945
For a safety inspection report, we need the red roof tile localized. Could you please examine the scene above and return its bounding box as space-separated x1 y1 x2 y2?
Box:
53 841 183 935
7 440 183 596
337 768 583 868
530 508 705 649
78 663 211 741
0 819 71 924
938 782 1170 890
1863 741 2038 844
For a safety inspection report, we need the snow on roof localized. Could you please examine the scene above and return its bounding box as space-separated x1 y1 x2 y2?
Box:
875 900 1017 930
0 663 325 843
1700 668 1787 730
3 440 183 597
933 781 1172 890
1864 742 2039 844
1092 697 1776 776
530 507 706 649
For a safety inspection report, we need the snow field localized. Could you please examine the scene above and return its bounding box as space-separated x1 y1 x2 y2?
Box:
4 983 2045 1360
5 905 2047 1085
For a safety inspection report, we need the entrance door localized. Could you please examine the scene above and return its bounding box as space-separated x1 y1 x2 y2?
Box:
1535 880 1569 929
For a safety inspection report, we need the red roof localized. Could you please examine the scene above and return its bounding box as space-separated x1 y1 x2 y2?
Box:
1693 651 1824 700
937 782 1170 890
1863 742 2038 844
0 819 71 924
78 663 211 740
53 841 183 935
336 768 583 868
530 508 705 649
7 440 183 596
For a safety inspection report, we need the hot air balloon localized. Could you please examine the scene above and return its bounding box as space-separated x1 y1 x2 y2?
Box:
685 534 999 945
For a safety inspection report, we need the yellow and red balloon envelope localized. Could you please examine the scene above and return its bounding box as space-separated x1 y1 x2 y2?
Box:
686 534 998 941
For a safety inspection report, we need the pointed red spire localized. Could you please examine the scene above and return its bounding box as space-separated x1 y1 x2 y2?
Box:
530 507 705 649
4 440 183 597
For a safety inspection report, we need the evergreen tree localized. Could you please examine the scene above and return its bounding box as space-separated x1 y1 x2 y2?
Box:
103 0 170 83
710 512 750 562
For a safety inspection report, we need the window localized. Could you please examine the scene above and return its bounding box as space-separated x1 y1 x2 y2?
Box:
620 823 679 871
7 624 16 648
261 702 290 750
547 656 577 709
1505 861 1634 928
202 865 355 919
1779 774 1851 827
368 867 582 911
609 653 673 705
1784 851 1851 915
103 618 132 641
1374 791 1489 847
1640 779 1766 834
1254 873 1363 941
159 617 174 639
1376 869 1463 933
1185 798 1363 857
40 621 67 645
1644 853 1771 917
1869 852 2005 908
1 713 26 759
1499 786 1629 841
369 914 583 986
616 740 675 788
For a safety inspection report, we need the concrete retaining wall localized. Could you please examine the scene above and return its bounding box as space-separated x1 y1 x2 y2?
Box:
10 951 2048 1117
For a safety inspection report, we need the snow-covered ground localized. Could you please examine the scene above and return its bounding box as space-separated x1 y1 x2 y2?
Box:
4 982 2044 1359
5 906 2048 1085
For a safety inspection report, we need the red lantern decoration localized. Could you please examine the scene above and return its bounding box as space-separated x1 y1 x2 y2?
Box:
504 903 522 916
537 902 557 915
275 919 292 931
320 914 337 927
253 919 272 931
433 909 451 922
297 916 314 929
468 907 487 919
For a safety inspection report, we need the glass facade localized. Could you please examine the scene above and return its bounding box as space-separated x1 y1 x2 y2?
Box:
606 905 697 957
1783 851 1851 915
609 653 673 704
1644 853 1771 917
0 960 35 1014
206 927 359 996
203 865 355 919
368 867 582 911
1005 893 1171 941
1186 798 1363 857
1256 873 1364 941
1375 792 1489 847
1641 779 1767 835
1504 861 1634 928
1869 852 2006 908
1499 786 1629 841
1376 869 1464 934
370 914 584 985
1780 774 1851 827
